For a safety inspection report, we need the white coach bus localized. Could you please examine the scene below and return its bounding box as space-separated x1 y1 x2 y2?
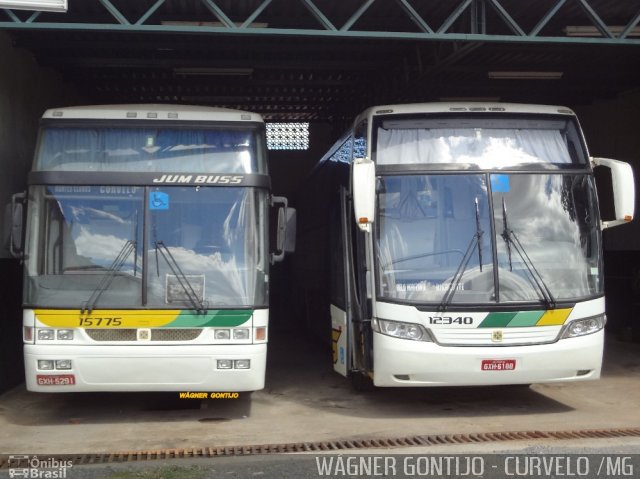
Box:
301 102 634 389
10 105 294 392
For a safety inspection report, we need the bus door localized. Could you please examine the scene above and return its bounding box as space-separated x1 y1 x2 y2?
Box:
331 186 372 385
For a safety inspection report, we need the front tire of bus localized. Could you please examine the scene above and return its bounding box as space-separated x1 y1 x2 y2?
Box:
350 371 374 392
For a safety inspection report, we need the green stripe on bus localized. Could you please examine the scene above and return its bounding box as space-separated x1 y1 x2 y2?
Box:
167 310 253 327
506 311 545 327
478 312 517 328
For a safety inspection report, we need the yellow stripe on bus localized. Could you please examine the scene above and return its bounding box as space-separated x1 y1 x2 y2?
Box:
535 308 573 326
34 309 182 328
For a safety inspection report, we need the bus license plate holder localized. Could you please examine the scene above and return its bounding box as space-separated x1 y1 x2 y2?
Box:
481 359 516 371
36 374 76 386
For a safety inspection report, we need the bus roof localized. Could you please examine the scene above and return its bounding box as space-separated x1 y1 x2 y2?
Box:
42 104 264 123
355 102 576 125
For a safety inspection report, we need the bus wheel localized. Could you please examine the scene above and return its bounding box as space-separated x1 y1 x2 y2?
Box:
350 371 374 392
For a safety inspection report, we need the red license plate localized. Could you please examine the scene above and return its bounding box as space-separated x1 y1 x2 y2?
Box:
481 359 516 371
36 374 76 386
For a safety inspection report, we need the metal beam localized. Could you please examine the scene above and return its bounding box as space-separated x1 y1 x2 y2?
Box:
301 0 337 31
25 11 39 23
438 0 473 34
201 0 236 29
241 0 272 29
529 0 567 37
396 0 433 34
1 22 639 45
620 9 640 40
2 9 20 22
1 0 640 46
135 0 165 26
341 0 376 32
487 0 525 37
576 0 613 39
97 0 130 26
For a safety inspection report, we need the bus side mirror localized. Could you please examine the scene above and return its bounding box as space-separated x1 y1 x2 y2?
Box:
352 157 375 232
591 157 635 229
279 207 296 254
9 191 26 259
271 196 296 263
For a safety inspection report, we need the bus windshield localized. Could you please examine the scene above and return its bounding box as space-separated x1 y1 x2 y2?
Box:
24 185 268 309
35 126 265 174
375 116 587 167
376 173 602 305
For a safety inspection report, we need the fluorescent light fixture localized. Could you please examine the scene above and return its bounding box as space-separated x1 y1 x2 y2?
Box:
0 0 67 11
565 26 640 37
174 67 254 76
488 71 563 80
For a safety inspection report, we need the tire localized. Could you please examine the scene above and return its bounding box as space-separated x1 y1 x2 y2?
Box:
350 371 374 392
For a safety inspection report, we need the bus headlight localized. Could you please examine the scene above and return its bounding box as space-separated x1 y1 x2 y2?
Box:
234 359 251 369
37 360 54 370
561 315 606 339
214 329 231 340
374 319 433 342
57 330 74 341
216 359 233 369
232 328 250 340
55 360 72 370
37 329 55 340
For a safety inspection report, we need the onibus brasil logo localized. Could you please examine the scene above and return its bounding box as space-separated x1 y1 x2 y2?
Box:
8 455 73 478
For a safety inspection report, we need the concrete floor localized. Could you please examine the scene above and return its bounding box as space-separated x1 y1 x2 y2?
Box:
0 334 639 454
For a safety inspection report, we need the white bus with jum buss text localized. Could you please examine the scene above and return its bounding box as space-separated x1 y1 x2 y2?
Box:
10 105 295 392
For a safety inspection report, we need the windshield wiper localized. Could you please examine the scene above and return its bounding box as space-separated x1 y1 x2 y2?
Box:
438 198 484 312
474 197 483 271
81 240 136 315
155 240 207 314
500 198 556 308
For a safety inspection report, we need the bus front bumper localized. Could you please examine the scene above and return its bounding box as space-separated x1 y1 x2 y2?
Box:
372 330 604 387
24 343 266 392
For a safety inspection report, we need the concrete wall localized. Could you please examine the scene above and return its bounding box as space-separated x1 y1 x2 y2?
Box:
0 31 81 255
0 31 82 392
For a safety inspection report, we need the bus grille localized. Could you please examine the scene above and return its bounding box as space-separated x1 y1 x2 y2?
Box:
431 326 562 346
151 329 202 341
85 329 202 342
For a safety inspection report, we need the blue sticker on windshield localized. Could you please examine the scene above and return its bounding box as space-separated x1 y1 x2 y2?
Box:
149 191 169 210
491 174 510 192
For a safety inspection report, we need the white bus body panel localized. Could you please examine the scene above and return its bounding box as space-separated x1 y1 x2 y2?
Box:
25 343 266 392
330 304 348 377
372 298 605 387
24 308 270 392
42 104 263 123
373 330 603 387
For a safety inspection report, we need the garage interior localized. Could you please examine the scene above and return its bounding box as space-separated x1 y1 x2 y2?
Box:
1 0 640 396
